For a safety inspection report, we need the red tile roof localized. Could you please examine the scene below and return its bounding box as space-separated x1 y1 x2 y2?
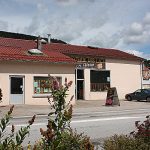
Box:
0 37 75 63
46 44 143 61
0 37 143 64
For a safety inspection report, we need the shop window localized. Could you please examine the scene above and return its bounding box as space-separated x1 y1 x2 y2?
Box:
34 76 62 94
90 70 110 92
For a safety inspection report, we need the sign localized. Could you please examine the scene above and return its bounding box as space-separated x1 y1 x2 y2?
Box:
76 63 95 68
105 87 120 106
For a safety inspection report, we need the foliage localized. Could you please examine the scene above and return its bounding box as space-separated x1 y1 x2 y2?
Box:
33 76 94 150
130 115 150 144
0 88 2 103
0 76 94 149
102 115 150 150
102 134 150 150
0 105 35 150
33 129 94 150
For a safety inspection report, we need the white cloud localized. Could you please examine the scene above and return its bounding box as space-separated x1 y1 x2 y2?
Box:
124 12 150 45
0 0 150 58
144 12 150 24
0 20 8 31
124 49 150 59
56 0 78 5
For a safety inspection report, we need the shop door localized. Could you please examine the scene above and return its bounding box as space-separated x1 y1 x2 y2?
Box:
77 80 84 100
10 76 24 104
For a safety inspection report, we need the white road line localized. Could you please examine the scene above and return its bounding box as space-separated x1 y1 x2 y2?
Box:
7 123 46 128
7 116 144 128
71 116 142 123
74 108 150 115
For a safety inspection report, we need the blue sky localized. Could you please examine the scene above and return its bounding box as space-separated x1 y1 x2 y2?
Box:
0 0 150 59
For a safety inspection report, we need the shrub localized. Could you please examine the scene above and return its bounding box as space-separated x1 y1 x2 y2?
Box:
0 105 35 150
102 115 150 150
130 115 150 144
0 76 94 150
33 130 94 150
102 134 150 150
33 76 94 150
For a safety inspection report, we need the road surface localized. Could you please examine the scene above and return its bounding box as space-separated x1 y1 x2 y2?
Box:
4 108 150 147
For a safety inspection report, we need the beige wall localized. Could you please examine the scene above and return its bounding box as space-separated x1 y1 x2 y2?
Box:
83 59 141 100
0 58 142 105
106 59 141 99
0 61 75 105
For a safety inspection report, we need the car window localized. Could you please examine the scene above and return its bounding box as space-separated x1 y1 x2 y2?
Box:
143 89 150 94
135 89 141 93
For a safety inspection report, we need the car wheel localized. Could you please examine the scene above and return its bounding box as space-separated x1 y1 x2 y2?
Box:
126 95 132 101
146 97 150 102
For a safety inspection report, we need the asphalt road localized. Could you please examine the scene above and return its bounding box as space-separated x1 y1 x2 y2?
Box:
4 108 150 147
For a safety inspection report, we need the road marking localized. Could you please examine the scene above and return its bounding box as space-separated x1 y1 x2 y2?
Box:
7 122 46 128
7 116 144 128
71 116 143 123
74 108 150 116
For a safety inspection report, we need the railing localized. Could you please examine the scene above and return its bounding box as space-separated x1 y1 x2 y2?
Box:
91 83 110 92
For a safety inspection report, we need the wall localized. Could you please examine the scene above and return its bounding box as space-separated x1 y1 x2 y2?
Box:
83 59 141 100
0 61 75 105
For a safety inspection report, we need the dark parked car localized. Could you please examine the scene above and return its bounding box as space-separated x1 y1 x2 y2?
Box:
125 89 150 102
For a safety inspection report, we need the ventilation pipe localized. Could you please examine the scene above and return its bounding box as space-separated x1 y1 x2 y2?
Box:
47 34 51 44
37 35 42 50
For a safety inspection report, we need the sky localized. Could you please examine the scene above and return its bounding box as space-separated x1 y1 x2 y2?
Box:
0 0 150 59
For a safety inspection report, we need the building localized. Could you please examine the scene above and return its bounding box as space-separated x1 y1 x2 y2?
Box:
142 60 150 89
0 32 143 105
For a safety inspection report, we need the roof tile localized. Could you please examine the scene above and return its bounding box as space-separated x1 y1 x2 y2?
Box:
0 37 143 64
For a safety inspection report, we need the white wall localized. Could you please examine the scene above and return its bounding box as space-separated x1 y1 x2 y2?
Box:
83 59 141 100
0 61 75 105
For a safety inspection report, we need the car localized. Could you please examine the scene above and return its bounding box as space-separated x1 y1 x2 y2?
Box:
125 89 150 102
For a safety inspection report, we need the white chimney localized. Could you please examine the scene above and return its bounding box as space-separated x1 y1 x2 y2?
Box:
47 34 51 44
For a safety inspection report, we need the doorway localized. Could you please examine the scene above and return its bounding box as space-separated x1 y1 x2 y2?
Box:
75 69 84 100
77 80 84 99
10 76 24 104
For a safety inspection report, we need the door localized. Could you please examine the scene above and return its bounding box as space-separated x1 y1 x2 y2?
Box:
75 69 84 100
10 76 24 104
77 80 84 100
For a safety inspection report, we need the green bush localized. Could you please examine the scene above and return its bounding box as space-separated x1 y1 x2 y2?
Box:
102 134 150 150
131 115 150 144
0 76 94 150
33 76 94 150
33 130 94 150
0 105 35 150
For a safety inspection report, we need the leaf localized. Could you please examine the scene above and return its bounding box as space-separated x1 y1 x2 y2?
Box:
48 112 54 116
16 134 20 144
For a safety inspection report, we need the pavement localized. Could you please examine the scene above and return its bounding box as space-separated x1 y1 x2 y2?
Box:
0 99 150 119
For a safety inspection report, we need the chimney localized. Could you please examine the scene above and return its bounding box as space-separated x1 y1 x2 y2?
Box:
47 34 51 44
37 35 42 50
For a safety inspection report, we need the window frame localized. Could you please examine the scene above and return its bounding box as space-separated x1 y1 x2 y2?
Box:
33 76 62 97
90 70 110 92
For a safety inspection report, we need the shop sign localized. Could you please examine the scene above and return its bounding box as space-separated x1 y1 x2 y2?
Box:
76 63 95 68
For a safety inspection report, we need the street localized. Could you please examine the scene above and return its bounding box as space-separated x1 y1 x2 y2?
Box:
5 107 150 147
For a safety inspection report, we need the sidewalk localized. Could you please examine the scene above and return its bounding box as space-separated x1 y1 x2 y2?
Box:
0 100 150 119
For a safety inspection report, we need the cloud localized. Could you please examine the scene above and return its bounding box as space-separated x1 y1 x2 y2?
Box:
124 12 150 44
0 20 8 31
124 49 150 59
55 0 95 6
0 0 150 59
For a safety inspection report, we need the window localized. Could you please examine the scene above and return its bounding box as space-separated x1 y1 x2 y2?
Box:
90 70 110 92
77 69 84 79
34 76 62 94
